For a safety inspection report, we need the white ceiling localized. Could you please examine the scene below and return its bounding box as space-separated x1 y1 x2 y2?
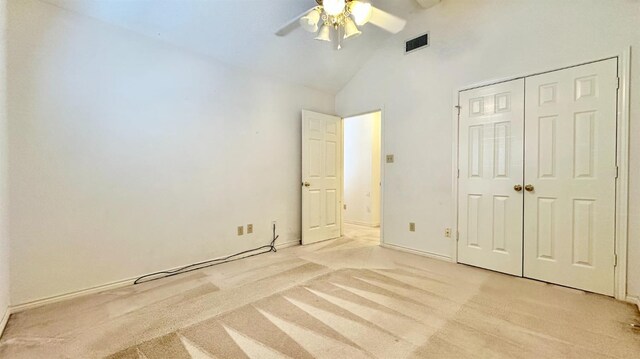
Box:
42 0 423 93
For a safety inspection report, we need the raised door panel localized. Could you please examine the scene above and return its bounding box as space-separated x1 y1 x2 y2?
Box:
536 197 556 261
308 190 322 229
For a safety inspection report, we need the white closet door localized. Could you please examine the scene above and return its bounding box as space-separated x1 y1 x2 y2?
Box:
458 79 525 276
301 110 342 245
523 59 617 295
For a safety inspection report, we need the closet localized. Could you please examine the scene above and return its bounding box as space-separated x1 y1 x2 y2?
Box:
457 58 618 295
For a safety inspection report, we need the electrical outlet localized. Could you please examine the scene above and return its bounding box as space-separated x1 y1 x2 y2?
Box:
237 226 244 236
247 224 253 234
409 222 416 232
386 154 395 163
445 228 451 237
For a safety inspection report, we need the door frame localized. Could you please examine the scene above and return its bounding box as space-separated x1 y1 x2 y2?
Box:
340 108 386 244
450 48 631 301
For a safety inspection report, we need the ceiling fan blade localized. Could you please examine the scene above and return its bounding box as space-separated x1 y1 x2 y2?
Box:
368 7 407 34
275 7 316 36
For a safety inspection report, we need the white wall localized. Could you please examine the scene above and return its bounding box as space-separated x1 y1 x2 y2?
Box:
0 0 10 331
336 0 640 298
343 112 381 226
7 0 335 305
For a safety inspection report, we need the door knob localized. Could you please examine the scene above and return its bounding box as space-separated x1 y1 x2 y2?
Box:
525 184 534 192
514 184 523 192
303 182 311 187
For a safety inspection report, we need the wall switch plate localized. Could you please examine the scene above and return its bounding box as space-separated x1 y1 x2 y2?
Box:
409 222 416 232
237 226 244 236
247 224 253 234
343 204 347 210
445 228 451 237
386 154 395 163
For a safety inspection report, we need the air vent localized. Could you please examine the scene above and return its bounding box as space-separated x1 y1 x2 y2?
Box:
405 33 429 54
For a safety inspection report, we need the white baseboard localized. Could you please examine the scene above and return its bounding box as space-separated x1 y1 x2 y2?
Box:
0 307 10 339
380 243 453 263
626 295 640 311
276 240 300 250
11 240 300 313
11 276 136 313
344 220 380 227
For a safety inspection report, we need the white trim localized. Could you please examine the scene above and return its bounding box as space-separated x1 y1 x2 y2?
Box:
275 240 301 250
0 307 10 339
455 56 617 93
380 106 386 245
11 277 135 313
452 51 631 300
450 91 460 263
381 243 453 262
344 220 380 227
625 295 639 311
614 48 631 301
340 116 345 238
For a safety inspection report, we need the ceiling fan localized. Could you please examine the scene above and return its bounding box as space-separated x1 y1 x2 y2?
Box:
275 0 407 49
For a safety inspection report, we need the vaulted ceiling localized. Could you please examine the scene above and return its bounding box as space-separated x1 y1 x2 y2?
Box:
42 0 425 93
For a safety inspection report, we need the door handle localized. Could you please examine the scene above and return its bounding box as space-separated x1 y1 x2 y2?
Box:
302 182 311 187
525 184 534 192
514 184 523 192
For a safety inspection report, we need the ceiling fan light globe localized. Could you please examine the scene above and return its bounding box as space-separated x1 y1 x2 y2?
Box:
300 20 319 33
350 1 373 25
300 8 321 32
343 17 362 39
315 24 332 42
306 23 320 33
323 0 346 16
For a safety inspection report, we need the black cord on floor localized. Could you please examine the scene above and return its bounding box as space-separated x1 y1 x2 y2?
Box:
133 224 279 285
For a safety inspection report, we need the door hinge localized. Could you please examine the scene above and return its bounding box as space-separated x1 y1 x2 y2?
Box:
614 254 618 267
615 166 619 179
455 231 459 242
616 77 621 90
457 169 460 178
455 105 461 115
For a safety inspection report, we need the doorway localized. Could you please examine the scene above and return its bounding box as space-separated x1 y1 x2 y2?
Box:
301 109 383 246
342 111 382 243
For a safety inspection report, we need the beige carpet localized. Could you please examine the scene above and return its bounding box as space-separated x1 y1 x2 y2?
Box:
1 225 638 358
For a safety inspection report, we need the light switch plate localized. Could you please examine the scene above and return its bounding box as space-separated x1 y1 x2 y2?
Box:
237 226 244 236
386 154 395 163
247 224 253 234
409 222 416 232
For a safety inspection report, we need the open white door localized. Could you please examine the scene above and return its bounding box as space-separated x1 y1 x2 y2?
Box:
302 110 342 245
